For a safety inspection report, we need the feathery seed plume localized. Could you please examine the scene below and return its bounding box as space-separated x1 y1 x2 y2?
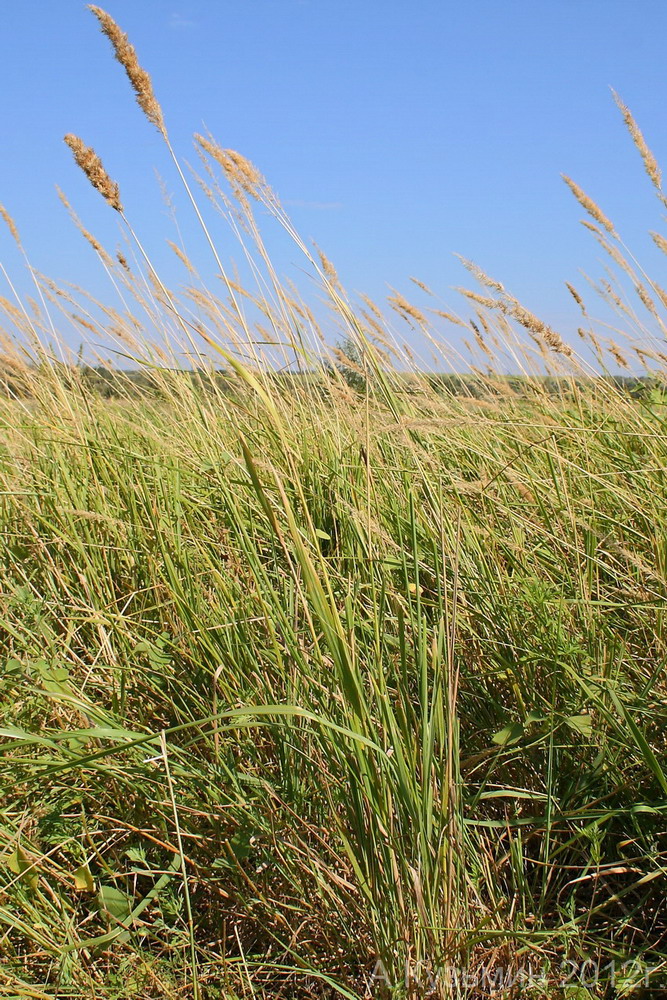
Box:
565 282 584 310
195 135 265 201
612 90 662 192
501 298 572 356
609 342 629 368
316 246 339 285
388 291 426 325
651 231 667 256
167 240 195 274
457 256 505 292
635 282 657 315
64 135 123 211
0 205 21 246
456 288 498 309
562 175 616 236
88 6 166 136
431 308 466 327
409 276 434 295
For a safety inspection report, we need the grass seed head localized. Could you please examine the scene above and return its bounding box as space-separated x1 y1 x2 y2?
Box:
613 90 662 192
64 135 123 211
388 291 426 325
562 175 617 236
88 6 166 137
0 205 21 246
195 134 267 203
565 282 585 311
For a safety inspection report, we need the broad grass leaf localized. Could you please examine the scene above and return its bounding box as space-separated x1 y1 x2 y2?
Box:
566 714 592 736
492 721 524 746
73 865 95 892
98 885 132 923
6 845 38 890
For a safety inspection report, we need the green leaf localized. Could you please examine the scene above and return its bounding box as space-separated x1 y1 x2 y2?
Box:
6 845 38 890
124 847 147 865
98 885 132 924
566 714 592 736
315 528 331 541
73 865 95 892
492 721 524 746
228 831 254 862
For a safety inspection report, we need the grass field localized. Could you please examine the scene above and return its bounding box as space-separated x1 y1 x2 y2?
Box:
2 8 667 999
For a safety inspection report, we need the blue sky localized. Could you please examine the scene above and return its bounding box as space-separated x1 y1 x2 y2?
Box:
1 0 667 360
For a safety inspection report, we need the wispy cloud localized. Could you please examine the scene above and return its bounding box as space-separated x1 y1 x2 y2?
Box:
169 12 196 30
285 199 343 211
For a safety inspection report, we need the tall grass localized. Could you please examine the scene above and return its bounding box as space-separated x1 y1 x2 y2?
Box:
1 8 667 999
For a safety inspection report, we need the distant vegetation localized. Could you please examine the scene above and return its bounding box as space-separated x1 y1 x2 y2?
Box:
1 7 667 1000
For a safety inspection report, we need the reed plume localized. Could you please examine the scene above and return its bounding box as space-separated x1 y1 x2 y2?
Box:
316 246 339 285
409 276 434 295
88 6 166 137
650 231 667 256
562 175 616 236
501 298 572 356
612 90 662 194
456 255 505 292
388 290 426 325
0 205 21 246
195 135 265 201
565 282 585 311
64 135 122 211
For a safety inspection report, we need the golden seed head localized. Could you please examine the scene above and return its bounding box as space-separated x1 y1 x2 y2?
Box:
457 256 505 293
562 175 616 236
64 134 123 211
635 282 657 315
612 90 662 192
651 231 667 256
456 288 498 309
0 205 21 246
167 240 195 274
88 6 166 137
609 342 629 368
316 246 339 285
359 293 384 321
388 291 426 325
409 276 434 295
431 308 466 327
195 134 266 201
501 298 572 356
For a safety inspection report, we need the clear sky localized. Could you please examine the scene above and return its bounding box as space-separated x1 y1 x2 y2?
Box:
2 0 667 360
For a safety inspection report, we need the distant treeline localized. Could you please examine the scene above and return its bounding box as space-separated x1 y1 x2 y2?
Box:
0 357 663 401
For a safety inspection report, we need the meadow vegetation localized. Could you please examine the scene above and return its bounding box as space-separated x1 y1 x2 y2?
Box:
1 8 667 999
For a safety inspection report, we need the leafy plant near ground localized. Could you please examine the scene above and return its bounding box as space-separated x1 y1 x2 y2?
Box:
1 8 667 1000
